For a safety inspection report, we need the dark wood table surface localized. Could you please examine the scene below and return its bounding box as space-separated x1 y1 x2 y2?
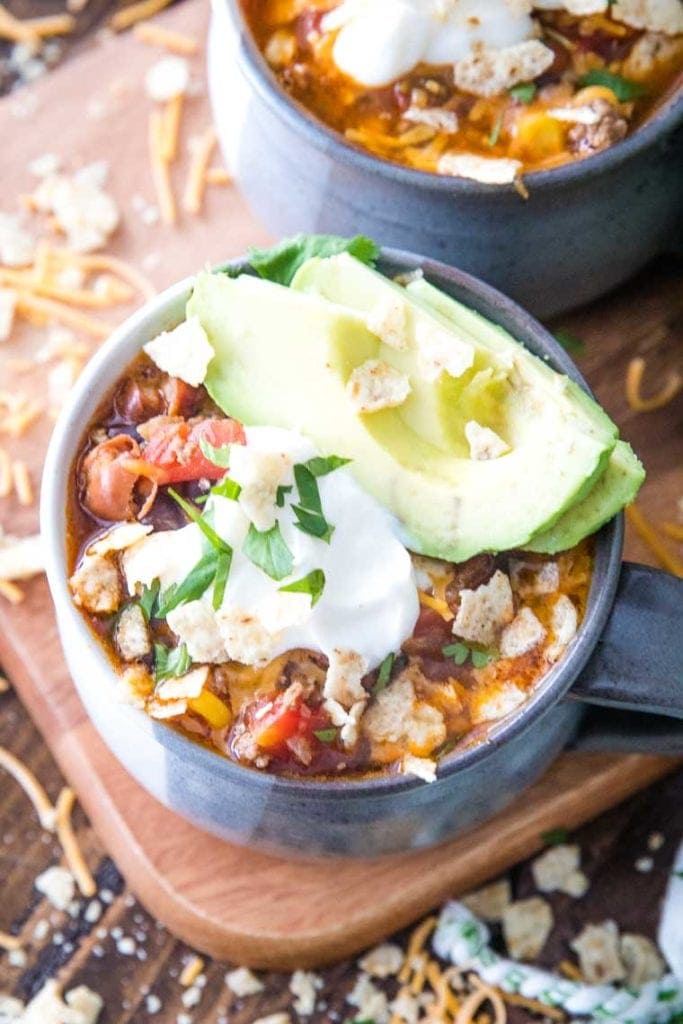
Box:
2 3 683 1021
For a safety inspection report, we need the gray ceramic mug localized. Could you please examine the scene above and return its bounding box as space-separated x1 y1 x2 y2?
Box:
207 0 683 319
41 249 683 859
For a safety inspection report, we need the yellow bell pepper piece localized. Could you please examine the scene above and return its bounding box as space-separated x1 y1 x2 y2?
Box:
188 689 232 730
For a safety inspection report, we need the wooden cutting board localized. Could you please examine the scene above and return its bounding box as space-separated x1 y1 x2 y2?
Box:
0 0 682 970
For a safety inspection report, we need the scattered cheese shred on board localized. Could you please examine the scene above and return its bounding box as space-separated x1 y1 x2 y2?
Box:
0 268 130 309
162 93 184 163
149 108 177 225
626 504 683 577
455 979 506 1024
205 166 232 186
626 356 682 413
20 11 75 36
0 4 39 44
15 290 110 338
179 955 205 987
62 250 156 300
0 930 22 951
55 786 97 897
183 127 217 215
12 460 33 506
418 589 454 622
399 915 437 983
133 21 198 54
110 0 173 32
0 447 11 497
662 522 683 542
0 745 56 830
0 579 24 603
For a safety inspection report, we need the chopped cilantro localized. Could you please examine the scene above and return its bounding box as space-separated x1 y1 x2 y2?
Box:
154 642 191 682
373 652 395 695
542 827 569 846
658 990 678 1003
674 870 683 879
211 476 242 501
510 82 537 104
276 484 292 507
443 641 497 668
578 69 647 102
304 455 351 477
243 522 294 581
138 578 160 621
443 642 470 666
279 568 326 606
156 550 222 617
292 463 334 543
248 234 380 286
168 488 233 555
198 437 232 468
314 727 338 743
555 329 585 355
212 550 232 610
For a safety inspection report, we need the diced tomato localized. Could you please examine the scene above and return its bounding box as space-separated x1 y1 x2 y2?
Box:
139 417 246 484
251 694 329 752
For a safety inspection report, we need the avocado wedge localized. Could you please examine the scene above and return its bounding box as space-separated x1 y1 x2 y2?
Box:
524 440 644 553
189 270 616 561
408 275 644 551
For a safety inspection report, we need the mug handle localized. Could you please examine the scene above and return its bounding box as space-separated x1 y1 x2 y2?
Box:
570 562 683 718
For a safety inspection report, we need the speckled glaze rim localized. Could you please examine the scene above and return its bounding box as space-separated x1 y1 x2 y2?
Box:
42 247 623 801
220 0 683 196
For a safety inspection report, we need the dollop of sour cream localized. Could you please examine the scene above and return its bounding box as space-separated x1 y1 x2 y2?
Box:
322 0 535 87
123 427 419 671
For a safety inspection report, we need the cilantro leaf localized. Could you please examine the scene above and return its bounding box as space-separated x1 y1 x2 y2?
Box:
509 82 536 104
443 642 470 666
211 476 242 501
471 649 497 669
276 484 292 508
292 505 335 543
156 550 220 617
168 488 233 555
291 463 335 542
555 329 585 355
198 437 232 468
373 652 395 695
243 522 294 581
314 727 337 743
279 568 326 606
212 550 232 610
138 578 160 621
542 827 569 846
248 233 380 286
154 642 191 682
304 455 351 477
578 69 647 101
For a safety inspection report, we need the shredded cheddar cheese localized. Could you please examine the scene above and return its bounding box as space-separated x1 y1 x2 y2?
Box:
499 988 565 1020
0 4 39 44
0 930 22 951
15 291 110 338
626 504 683 578
109 0 173 32
179 955 205 986
62 250 156 300
0 745 56 830
133 21 199 54
399 915 437 983
662 521 683 542
455 980 506 1024
183 127 217 215
0 447 12 497
55 787 97 897
205 167 232 186
0 579 24 603
626 356 682 413
19 11 75 36
418 590 454 622
161 93 184 163
0 268 132 309
12 460 33 506
149 108 177 225
558 959 583 981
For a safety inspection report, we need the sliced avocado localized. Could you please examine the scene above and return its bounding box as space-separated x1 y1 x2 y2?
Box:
524 441 645 553
190 271 614 561
405 273 619 453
